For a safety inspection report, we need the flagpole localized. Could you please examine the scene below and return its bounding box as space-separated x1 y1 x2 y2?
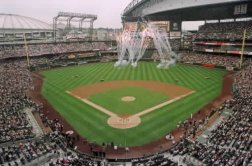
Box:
240 29 246 69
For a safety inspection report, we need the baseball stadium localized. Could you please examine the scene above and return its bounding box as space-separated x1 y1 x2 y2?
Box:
0 0 252 166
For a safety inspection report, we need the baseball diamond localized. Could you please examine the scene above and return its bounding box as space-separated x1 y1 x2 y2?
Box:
67 81 194 129
1 1 252 165
41 62 226 146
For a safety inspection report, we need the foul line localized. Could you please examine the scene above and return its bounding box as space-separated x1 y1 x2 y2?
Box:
135 91 195 117
66 90 194 118
66 91 116 117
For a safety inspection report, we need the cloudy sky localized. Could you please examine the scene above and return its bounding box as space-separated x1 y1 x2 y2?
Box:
1 0 203 30
1 0 132 28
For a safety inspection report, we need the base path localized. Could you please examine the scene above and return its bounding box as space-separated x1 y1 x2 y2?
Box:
67 91 142 129
68 80 194 129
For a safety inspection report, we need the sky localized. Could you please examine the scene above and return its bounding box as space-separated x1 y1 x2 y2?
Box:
1 0 132 28
1 0 203 30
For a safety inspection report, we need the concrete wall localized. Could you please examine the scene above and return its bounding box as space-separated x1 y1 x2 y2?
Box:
143 0 241 16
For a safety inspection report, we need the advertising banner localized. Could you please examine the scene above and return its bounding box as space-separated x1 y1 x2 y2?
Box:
151 21 170 32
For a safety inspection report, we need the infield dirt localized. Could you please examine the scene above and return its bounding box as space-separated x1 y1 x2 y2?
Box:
69 80 193 129
30 71 233 159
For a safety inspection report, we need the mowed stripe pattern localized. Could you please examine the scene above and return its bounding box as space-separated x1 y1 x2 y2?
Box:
41 62 226 146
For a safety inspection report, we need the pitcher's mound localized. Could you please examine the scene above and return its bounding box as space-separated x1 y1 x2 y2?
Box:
121 96 136 102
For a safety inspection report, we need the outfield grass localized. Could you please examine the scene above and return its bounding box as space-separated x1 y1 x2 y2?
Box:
89 86 169 115
41 62 226 146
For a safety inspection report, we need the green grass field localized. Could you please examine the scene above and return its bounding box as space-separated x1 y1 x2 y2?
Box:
41 62 226 146
89 86 169 115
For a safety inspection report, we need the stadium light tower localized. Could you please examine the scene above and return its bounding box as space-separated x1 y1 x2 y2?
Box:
53 12 97 41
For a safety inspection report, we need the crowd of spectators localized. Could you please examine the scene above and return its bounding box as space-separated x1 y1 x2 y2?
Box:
0 61 36 144
0 132 100 166
168 59 252 166
0 134 56 165
195 21 252 41
0 42 109 59
132 154 177 166
0 43 251 165
0 59 104 165
208 63 252 151
169 139 251 166
180 51 242 67
169 39 181 51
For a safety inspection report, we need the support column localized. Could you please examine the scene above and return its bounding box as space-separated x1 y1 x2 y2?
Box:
89 20 94 41
53 17 57 41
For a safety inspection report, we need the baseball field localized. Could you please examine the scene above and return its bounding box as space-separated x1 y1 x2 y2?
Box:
41 62 226 147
